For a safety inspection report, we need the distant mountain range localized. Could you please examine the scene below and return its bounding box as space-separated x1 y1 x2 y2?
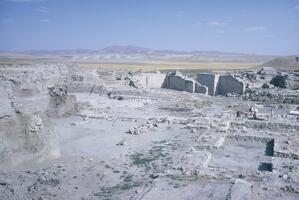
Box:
21 45 267 56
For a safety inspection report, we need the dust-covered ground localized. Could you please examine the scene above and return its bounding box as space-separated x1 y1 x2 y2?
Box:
0 64 299 200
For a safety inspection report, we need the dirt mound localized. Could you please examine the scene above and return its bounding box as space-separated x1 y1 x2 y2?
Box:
0 85 60 166
46 85 77 117
260 56 299 70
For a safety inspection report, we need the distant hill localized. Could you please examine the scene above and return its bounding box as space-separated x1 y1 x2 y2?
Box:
260 56 299 70
102 45 152 54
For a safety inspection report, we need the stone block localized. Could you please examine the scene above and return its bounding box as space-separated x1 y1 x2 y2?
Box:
195 82 208 94
196 73 219 96
169 75 186 91
185 79 195 93
218 75 245 95
132 73 167 88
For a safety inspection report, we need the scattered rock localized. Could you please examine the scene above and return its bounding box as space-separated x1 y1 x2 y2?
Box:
270 74 299 90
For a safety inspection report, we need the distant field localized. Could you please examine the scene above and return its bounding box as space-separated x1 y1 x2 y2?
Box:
0 56 261 72
75 61 261 72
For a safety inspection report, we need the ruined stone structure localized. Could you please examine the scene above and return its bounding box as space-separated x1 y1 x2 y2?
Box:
131 72 167 89
132 71 208 94
196 73 220 96
197 73 245 96
133 71 246 96
163 72 208 94
218 75 245 95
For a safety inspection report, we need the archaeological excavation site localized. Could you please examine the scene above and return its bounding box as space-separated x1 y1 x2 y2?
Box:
1 1 299 199
0 58 298 200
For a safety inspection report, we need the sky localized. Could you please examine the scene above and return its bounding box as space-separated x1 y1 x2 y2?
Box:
0 0 298 55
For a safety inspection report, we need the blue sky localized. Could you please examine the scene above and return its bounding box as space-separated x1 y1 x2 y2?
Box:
0 0 298 55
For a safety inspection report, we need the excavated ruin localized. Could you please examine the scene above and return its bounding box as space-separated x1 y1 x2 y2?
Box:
0 64 298 200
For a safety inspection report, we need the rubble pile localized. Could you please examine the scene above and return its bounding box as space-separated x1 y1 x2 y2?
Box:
270 74 299 90
127 118 158 135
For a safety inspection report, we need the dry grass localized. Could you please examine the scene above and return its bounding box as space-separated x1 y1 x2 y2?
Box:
74 61 261 72
0 56 261 72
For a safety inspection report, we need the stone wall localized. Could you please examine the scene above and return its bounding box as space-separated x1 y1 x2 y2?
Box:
185 79 195 93
132 73 167 88
195 82 208 94
132 71 208 94
67 82 107 95
168 75 186 91
218 75 245 95
165 72 208 94
196 73 219 96
197 73 245 96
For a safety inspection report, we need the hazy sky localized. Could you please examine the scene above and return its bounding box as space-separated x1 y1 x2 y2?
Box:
0 0 298 55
